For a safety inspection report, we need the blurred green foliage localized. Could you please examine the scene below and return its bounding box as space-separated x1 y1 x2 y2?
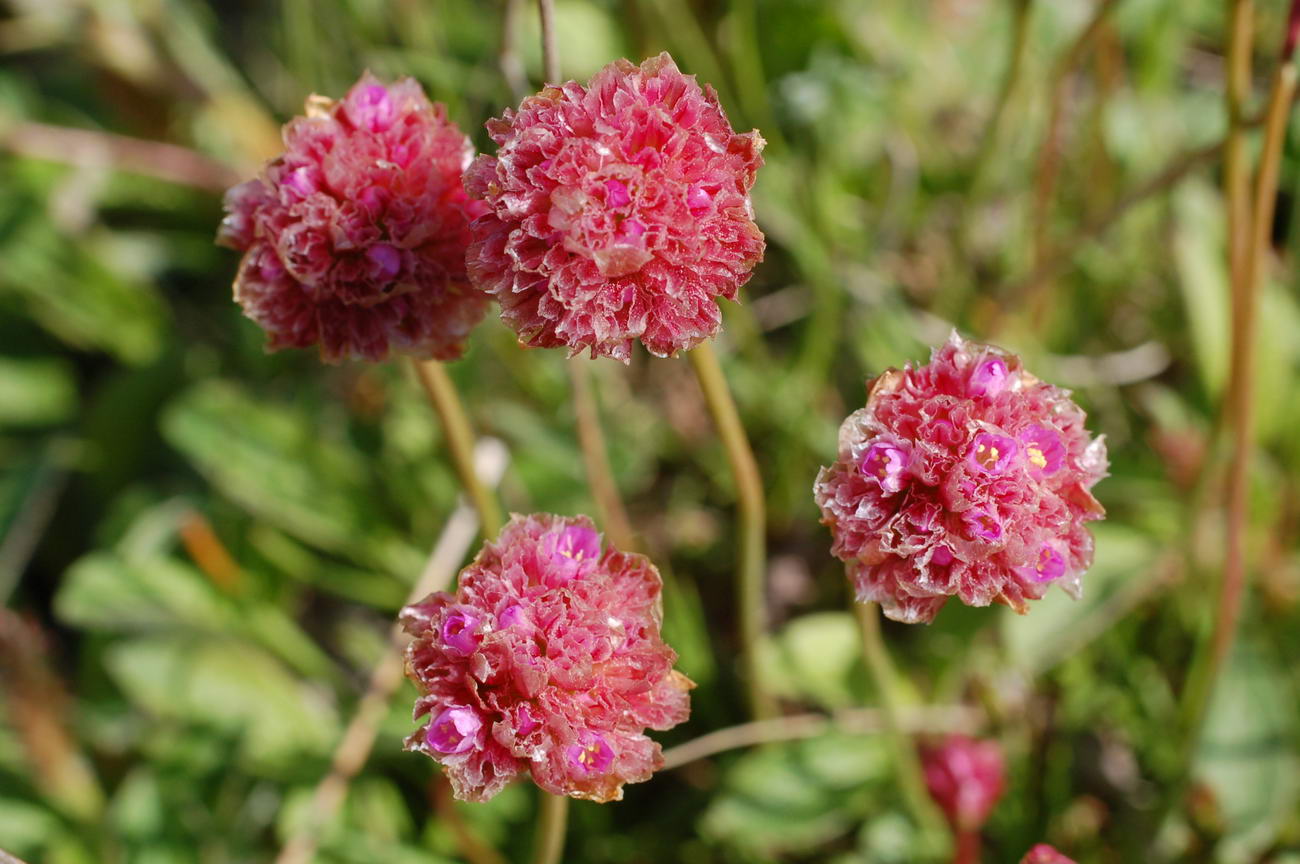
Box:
1 0 1299 862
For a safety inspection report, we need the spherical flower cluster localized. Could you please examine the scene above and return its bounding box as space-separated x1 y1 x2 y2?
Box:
921 735 1007 831
217 72 488 363
464 52 766 362
401 513 693 802
1021 844 1076 864
814 332 1107 624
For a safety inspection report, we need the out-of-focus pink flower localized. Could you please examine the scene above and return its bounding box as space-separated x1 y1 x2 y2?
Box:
401 513 693 802
814 332 1107 623
464 52 765 362
922 735 1007 831
1020 844 1077 864
217 72 489 363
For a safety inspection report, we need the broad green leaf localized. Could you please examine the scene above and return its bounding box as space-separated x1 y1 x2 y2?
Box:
758 611 866 709
0 356 77 426
55 553 233 632
105 635 339 768
1196 642 1299 863
161 380 421 575
701 732 891 854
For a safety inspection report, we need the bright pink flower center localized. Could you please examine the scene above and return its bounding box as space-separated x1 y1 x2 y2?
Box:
963 508 1003 542
969 357 1009 398
1019 424 1066 477
544 526 601 579
566 731 614 775
285 166 318 198
968 432 1017 474
498 604 528 629
366 243 402 282
1031 544 1066 583
346 83 395 133
426 705 482 754
441 609 481 655
604 179 632 208
859 441 910 494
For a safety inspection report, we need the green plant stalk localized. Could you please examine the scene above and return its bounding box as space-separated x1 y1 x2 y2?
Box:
855 602 952 858
568 359 637 552
1025 0 1122 329
529 792 569 864
412 359 504 539
689 341 774 720
1184 0 1298 758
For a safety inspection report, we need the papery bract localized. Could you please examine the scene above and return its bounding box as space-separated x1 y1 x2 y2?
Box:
401 513 693 802
921 735 1006 831
465 52 765 362
217 72 488 362
814 332 1107 623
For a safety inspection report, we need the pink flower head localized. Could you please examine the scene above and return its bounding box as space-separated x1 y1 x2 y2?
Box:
217 72 489 363
464 52 766 362
921 735 1006 831
1020 845 1077 864
814 332 1107 623
401 513 693 802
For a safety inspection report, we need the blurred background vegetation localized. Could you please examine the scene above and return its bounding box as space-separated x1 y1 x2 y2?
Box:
1 0 1299 861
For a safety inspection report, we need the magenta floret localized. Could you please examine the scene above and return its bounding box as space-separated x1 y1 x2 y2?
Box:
921 735 1007 831
217 72 489 363
814 333 1107 624
1020 845 1077 864
464 52 766 362
401 514 693 802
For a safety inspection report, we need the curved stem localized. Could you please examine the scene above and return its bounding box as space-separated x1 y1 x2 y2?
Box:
688 341 773 720
856 603 952 857
659 705 982 770
273 490 497 864
1025 0 1122 328
568 360 637 552
1185 0 1298 756
537 0 560 84
411 360 504 540
529 792 569 864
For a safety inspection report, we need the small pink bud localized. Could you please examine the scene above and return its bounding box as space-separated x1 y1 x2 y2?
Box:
426 706 482 754
969 356 1010 398
1020 845 1076 864
366 243 402 282
922 735 1006 831
963 507 1004 543
604 179 632 208
346 82 396 132
441 609 481 655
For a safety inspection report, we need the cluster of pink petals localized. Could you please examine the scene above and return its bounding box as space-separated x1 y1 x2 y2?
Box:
1021 844 1077 863
464 52 766 362
218 73 488 362
401 513 693 802
921 735 1007 831
814 333 1107 624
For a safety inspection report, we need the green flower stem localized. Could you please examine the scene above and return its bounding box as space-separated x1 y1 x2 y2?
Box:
689 341 774 720
529 791 569 864
855 602 952 858
568 359 637 552
412 359 504 539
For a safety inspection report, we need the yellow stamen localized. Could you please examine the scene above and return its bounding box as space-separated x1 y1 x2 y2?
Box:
1027 445 1047 469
